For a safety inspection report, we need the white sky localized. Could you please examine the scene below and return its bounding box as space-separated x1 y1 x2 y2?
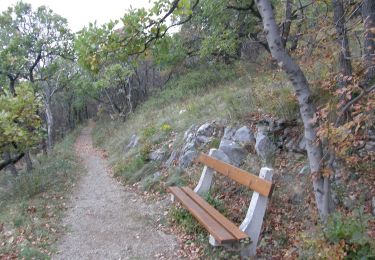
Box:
0 0 153 32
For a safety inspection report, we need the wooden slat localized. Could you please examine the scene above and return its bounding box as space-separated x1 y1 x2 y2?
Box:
168 187 237 244
181 187 248 241
197 153 274 197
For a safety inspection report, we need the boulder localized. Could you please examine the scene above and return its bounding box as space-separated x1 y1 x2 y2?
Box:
219 139 247 166
179 150 198 168
255 131 276 167
233 126 255 145
210 149 232 164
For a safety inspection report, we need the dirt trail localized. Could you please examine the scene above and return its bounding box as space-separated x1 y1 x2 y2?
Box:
54 125 178 260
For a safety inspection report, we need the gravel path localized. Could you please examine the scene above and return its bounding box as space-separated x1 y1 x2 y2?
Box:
53 126 178 260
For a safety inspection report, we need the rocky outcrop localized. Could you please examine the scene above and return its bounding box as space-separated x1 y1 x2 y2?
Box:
218 126 255 166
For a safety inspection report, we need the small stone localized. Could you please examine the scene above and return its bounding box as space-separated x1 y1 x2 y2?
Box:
372 197 375 216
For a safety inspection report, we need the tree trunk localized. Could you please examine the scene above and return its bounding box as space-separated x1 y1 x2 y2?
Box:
362 0 375 87
8 77 16 96
2 152 18 175
332 0 352 87
281 0 293 48
255 0 331 220
45 98 54 151
127 78 133 114
24 151 33 172
289 0 304 52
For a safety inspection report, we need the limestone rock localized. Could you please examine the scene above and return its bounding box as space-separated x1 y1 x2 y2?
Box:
219 139 247 166
210 148 231 164
255 131 276 167
197 123 214 137
179 150 198 168
149 148 167 161
165 150 179 167
196 135 211 145
222 127 236 140
233 126 255 145
124 134 139 153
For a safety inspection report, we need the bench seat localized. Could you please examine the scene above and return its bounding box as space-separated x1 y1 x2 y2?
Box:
168 186 248 244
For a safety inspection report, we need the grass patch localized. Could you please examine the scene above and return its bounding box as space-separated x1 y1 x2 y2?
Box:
0 129 83 259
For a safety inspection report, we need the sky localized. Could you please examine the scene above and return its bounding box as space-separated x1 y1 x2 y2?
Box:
0 0 152 32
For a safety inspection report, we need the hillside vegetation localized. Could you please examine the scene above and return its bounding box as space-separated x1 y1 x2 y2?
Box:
1 0 374 259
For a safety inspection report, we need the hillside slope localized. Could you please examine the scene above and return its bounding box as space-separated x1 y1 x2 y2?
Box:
92 64 375 259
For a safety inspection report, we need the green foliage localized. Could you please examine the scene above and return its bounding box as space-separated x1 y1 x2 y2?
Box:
203 192 227 215
169 205 205 235
0 2 73 78
0 130 80 203
0 130 82 258
0 83 42 153
141 125 158 139
325 210 374 258
210 137 221 149
20 247 49 260
300 209 375 259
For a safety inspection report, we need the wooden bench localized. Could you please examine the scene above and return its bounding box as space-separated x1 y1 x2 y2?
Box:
168 149 274 257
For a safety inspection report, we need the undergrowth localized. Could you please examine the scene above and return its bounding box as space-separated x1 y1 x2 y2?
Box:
0 129 83 259
300 208 375 259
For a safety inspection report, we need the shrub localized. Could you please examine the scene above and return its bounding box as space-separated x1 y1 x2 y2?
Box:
141 125 157 139
299 208 375 259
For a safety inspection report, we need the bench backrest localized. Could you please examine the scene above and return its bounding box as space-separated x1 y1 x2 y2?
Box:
197 153 274 198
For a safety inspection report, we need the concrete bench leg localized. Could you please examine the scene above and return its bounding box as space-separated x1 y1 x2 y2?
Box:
239 167 274 257
194 148 231 195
